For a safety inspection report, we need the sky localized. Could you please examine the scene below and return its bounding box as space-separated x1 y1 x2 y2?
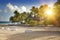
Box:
0 0 57 21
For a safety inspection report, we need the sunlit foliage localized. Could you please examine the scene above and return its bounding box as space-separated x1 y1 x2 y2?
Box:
10 0 60 26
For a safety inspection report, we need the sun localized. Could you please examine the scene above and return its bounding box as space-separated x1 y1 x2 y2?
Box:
45 4 54 16
46 10 52 15
44 4 55 19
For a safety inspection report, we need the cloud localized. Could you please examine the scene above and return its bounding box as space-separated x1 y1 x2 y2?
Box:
7 3 27 13
21 6 26 12
4 9 8 13
14 5 21 13
0 10 2 12
7 3 16 12
0 9 8 13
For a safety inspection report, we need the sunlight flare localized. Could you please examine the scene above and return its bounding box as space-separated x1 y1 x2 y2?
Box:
46 9 52 16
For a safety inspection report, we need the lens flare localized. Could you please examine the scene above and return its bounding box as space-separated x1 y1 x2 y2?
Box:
46 10 52 15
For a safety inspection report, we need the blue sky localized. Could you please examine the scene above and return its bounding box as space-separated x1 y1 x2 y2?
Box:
0 0 57 21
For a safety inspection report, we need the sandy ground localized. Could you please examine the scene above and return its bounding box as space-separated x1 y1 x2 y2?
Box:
7 31 60 40
0 26 60 40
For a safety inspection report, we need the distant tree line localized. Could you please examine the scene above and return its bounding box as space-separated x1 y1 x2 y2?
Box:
10 0 60 26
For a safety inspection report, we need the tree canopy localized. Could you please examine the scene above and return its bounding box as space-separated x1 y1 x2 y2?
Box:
10 0 60 26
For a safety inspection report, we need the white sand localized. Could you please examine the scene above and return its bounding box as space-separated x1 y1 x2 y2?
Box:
0 26 60 40
31 36 60 40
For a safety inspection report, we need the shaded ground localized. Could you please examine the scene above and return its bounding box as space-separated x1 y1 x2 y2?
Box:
7 31 60 40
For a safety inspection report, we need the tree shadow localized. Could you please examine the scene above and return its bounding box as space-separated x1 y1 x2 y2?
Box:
7 31 60 40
